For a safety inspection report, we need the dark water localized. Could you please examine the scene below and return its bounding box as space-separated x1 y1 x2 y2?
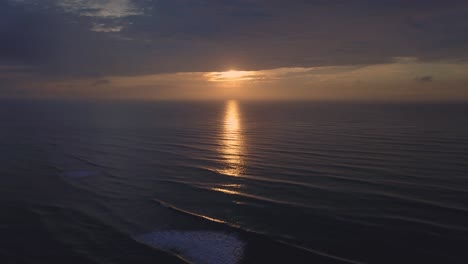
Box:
1 100 468 264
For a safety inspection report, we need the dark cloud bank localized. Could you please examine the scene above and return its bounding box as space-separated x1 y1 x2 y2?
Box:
1 0 468 97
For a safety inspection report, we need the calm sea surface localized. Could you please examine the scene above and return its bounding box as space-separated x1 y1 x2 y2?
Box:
1 100 467 264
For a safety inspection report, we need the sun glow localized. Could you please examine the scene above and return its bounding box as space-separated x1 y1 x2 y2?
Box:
206 70 254 82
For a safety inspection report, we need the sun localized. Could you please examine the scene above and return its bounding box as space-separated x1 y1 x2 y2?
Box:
221 70 249 79
206 69 253 82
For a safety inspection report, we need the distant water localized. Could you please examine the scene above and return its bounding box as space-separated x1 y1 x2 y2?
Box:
1 100 467 264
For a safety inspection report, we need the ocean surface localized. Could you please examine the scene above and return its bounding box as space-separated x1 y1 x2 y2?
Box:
1 100 467 264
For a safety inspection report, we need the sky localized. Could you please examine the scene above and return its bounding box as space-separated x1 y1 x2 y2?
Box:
1 0 468 101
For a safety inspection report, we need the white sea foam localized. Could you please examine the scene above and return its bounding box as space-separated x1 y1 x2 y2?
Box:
135 230 245 264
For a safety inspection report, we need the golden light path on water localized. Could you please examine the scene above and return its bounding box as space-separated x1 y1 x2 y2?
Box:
218 100 245 177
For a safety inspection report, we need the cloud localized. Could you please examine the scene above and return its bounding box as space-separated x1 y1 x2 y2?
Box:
57 0 143 18
417 76 433 82
91 23 123 32
10 0 145 32
2 0 468 90
392 57 420 64
91 79 111 86
57 0 145 32
16 59 465 101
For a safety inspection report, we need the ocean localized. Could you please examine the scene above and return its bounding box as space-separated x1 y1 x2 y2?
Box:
1 100 467 264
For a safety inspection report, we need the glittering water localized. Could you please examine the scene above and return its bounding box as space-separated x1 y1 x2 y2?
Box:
1 100 467 264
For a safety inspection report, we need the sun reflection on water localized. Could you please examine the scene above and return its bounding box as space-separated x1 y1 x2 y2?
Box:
218 100 245 177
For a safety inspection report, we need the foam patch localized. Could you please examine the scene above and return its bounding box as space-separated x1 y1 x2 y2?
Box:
135 231 245 264
62 170 99 178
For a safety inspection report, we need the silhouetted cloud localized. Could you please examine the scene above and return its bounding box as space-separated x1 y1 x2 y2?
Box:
418 76 433 82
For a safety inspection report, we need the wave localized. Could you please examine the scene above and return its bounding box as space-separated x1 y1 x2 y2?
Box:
156 178 317 210
152 198 363 264
135 231 245 264
61 170 100 178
